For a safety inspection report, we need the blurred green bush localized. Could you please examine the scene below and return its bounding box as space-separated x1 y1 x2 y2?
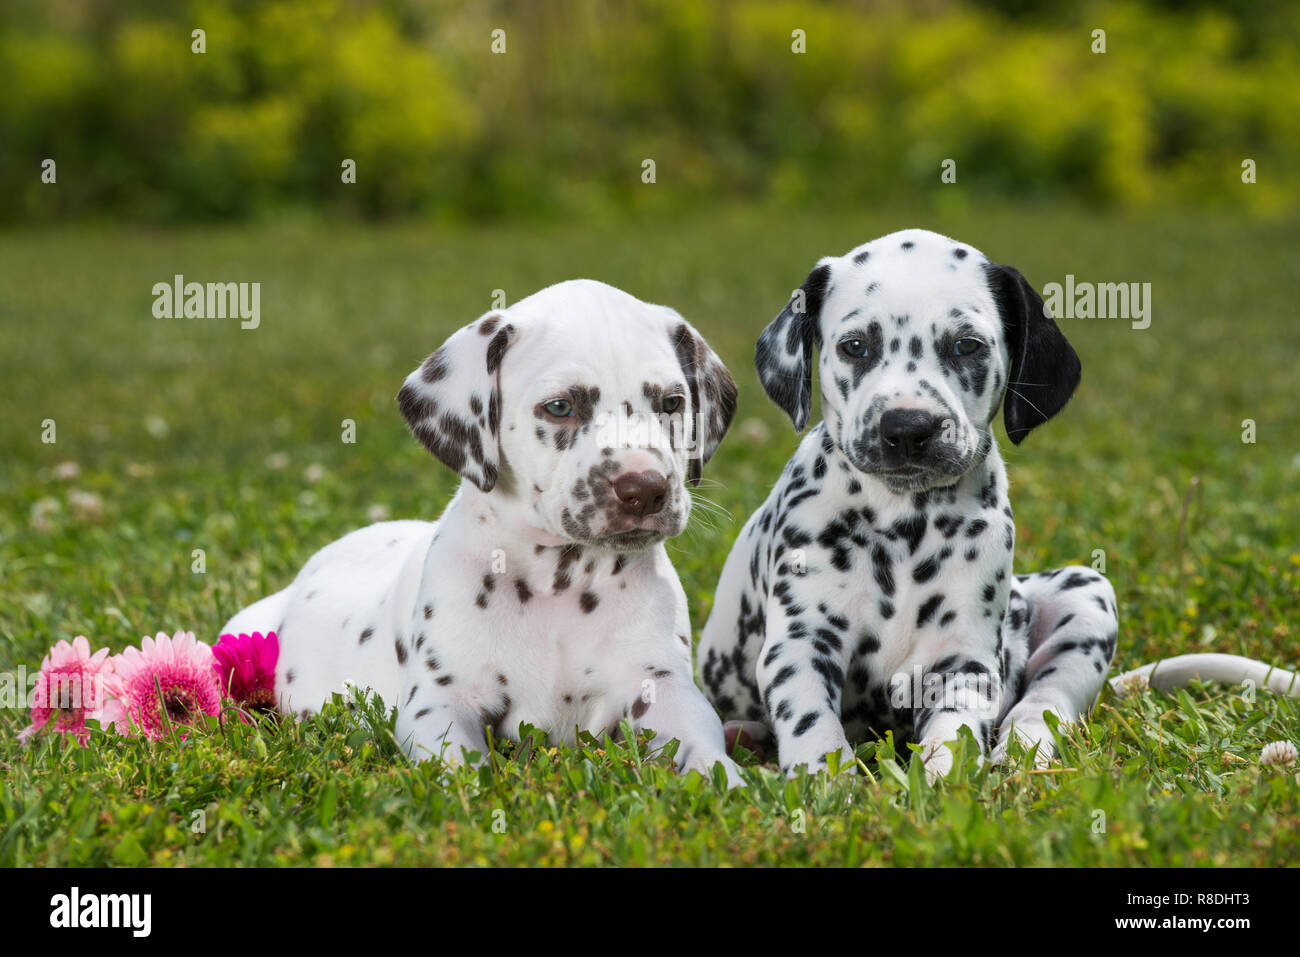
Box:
1 0 1296 223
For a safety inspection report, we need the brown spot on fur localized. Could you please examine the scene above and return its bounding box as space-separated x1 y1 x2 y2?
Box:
418 350 449 383
485 325 513 373
553 545 583 592
670 322 736 484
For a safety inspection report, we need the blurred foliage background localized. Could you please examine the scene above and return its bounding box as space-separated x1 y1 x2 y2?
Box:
3 0 1297 224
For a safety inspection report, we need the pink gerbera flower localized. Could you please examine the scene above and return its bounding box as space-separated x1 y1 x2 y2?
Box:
101 631 222 740
212 631 280 716
18 636 114 745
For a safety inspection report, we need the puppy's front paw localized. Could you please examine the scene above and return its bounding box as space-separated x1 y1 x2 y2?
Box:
781 733 857 779
678 751 748 789
990 721 1058 768
919 735 962 783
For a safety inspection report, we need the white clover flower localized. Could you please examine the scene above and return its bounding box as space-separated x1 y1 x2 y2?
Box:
67 489 104 521
1113 671 1149 699
145 414 170 439
1260 740 1298 768
30 497 61 532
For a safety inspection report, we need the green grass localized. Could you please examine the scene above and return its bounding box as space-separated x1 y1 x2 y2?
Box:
1 201 1298 866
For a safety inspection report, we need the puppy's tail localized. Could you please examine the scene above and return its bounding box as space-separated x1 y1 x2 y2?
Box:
1109 653 1299 697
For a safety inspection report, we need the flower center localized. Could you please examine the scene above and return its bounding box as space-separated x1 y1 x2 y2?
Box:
245 687 278 715
163 687 195 721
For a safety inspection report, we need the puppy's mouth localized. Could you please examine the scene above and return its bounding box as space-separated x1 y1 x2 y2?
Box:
873 466 965 493
599 528 667 548
557 506 685 550
597 508 687 547
845 445 976 492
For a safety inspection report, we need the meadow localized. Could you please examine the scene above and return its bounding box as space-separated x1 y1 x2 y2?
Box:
1 200 1297 865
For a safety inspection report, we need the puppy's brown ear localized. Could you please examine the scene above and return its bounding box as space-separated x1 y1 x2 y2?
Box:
397 313 517 491
668 317 737 486
755 261 832 430
985 263 1081 445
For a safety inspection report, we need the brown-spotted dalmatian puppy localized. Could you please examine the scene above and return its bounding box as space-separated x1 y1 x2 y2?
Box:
222 279 747 785
699 229 1119 779
701 229 1300 779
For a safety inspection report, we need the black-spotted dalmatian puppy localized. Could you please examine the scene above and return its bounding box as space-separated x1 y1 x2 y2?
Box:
222 279 746 785
699 229 1121 778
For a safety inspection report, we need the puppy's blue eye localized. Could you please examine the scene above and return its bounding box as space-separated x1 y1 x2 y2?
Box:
662 395 684 414
953 338 983 357
543 399 574 417
839 337 870 359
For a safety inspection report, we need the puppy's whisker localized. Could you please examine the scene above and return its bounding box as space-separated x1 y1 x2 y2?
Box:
1004 387 1048 422
684 504 724 533
688 491 733 520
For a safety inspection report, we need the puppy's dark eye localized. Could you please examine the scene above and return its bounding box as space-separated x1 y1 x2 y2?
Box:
543 398 574 418
839 337 870 360
953 338 984 357
661 395 684 415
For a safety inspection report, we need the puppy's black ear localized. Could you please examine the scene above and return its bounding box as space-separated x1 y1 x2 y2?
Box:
755 261 832 430
668 317 738 486
986 263 1081 445
397 312 517 491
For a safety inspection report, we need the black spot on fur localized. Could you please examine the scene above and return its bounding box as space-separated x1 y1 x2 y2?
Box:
916 595 943 628
912 555 941 583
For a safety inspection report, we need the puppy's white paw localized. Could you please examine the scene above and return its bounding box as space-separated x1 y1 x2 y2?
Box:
991 721 1058 768
920 736 956 783
781 733 857 779
679 752 748 789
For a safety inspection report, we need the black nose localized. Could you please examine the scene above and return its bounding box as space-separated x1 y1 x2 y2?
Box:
880 409 941 458
613 470 668 517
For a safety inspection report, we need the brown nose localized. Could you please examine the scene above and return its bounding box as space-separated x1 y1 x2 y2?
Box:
613 470 669 517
